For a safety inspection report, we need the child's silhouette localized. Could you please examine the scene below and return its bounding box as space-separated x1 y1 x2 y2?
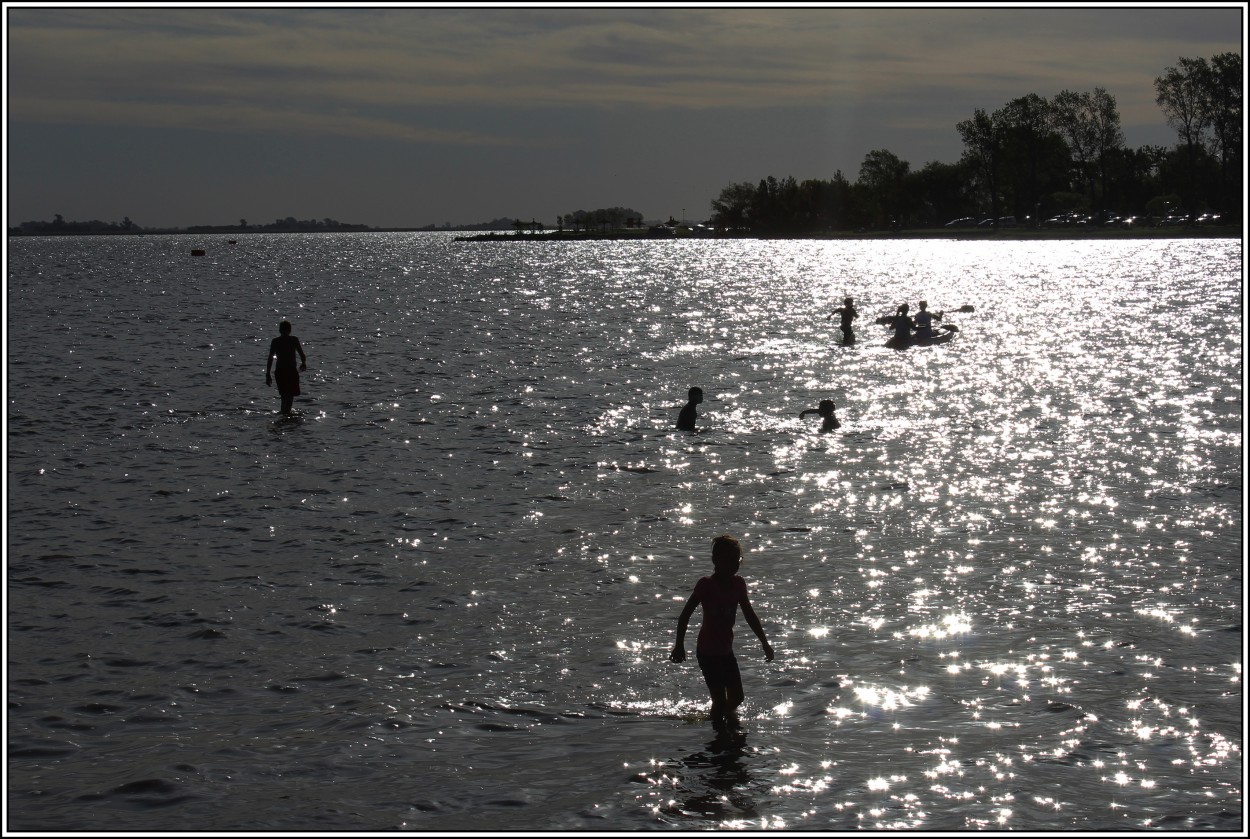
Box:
676 386 703 431
670 534 774 731
800 399 841 433
266 320 307 415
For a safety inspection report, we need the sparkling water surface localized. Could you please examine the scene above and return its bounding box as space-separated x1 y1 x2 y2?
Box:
6 233 1243 833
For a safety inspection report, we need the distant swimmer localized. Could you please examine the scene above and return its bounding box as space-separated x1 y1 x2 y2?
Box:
827 297 859 343
799 399 841 433
670 534 774 732
677 386 703 431
912 300 944 339
266 320 307 415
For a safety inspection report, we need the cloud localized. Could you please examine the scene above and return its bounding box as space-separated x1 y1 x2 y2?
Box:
8 7 1240 144
7 95 531 147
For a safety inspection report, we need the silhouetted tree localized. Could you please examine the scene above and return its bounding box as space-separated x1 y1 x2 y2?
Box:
857 149 910 229
998 94 1068 224
709 182 757 230
1052 87 1124 214
1205 52 1242 218
957 108 1005 225
1155 58 1213 215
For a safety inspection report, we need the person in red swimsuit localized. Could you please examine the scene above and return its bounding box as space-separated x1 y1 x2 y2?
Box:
670 534 774 731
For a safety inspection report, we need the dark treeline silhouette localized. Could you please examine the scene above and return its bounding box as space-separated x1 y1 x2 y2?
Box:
10 213 141 235
557 207 647 231
9 214 548 236
708 53 1242 235
189 217 374 233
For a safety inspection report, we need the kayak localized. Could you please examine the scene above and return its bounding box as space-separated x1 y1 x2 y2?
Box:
886 329 955 349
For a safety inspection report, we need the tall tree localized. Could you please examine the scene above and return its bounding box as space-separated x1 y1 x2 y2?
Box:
709 182 757 230
1088 88 1125 214
998 93 1061 224
1155 57 1213 213
857 149 910 229
957 108 1005 226
1052 88 1123 213
1205 52 1243 218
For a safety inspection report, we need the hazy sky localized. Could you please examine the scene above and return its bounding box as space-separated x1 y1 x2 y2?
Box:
5 3 1244 228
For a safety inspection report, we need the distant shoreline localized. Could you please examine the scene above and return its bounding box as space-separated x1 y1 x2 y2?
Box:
452 226 1242 242
8 225 1241 242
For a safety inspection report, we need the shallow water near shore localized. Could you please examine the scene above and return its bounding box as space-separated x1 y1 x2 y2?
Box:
6 232 1243 833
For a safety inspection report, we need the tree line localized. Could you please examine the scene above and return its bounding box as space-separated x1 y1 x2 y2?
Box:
707 52 1241 234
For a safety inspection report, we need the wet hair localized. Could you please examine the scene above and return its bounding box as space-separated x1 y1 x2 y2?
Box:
818 399 836 414
711 534 742 565
918 300 928 308
279 321 292 334
897 303 909 314
688 387 703 400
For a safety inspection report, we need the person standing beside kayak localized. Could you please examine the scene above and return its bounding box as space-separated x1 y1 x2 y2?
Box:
888 303 915 348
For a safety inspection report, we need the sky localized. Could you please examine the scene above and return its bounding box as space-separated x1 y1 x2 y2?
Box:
4 2 1245 229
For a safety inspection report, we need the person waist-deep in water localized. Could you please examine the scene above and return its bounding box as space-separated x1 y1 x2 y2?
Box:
828 296 859 341
670 534 773 731
677 386 703 431
266 320 307 415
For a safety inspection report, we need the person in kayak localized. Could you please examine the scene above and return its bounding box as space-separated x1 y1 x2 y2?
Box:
912 300 944 338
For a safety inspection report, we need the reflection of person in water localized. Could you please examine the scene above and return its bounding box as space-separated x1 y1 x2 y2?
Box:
670 534 774 732
799 399 840 433
676 736 754 818
265 321 307 415
677 386 703 431
827 296 859 343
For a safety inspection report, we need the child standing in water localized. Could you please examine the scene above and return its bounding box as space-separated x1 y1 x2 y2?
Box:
670 534 774 730
676 386 703 431
828 296 859 343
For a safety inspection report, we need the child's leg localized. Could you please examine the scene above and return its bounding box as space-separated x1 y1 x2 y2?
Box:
722 657 745 726
698 653 741 728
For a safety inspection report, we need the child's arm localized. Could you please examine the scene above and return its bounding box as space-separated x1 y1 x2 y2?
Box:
296 338 307 369
739 594 774 661
670 595 700 662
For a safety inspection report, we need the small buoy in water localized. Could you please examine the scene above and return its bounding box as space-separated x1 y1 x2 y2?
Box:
191 249 206 256
228 240 238 245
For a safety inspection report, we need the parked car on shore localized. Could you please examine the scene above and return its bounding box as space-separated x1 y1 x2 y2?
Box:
1044 212 1090 228
945 217 977 228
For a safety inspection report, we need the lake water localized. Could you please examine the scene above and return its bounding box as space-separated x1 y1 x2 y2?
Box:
5 232 1243 834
